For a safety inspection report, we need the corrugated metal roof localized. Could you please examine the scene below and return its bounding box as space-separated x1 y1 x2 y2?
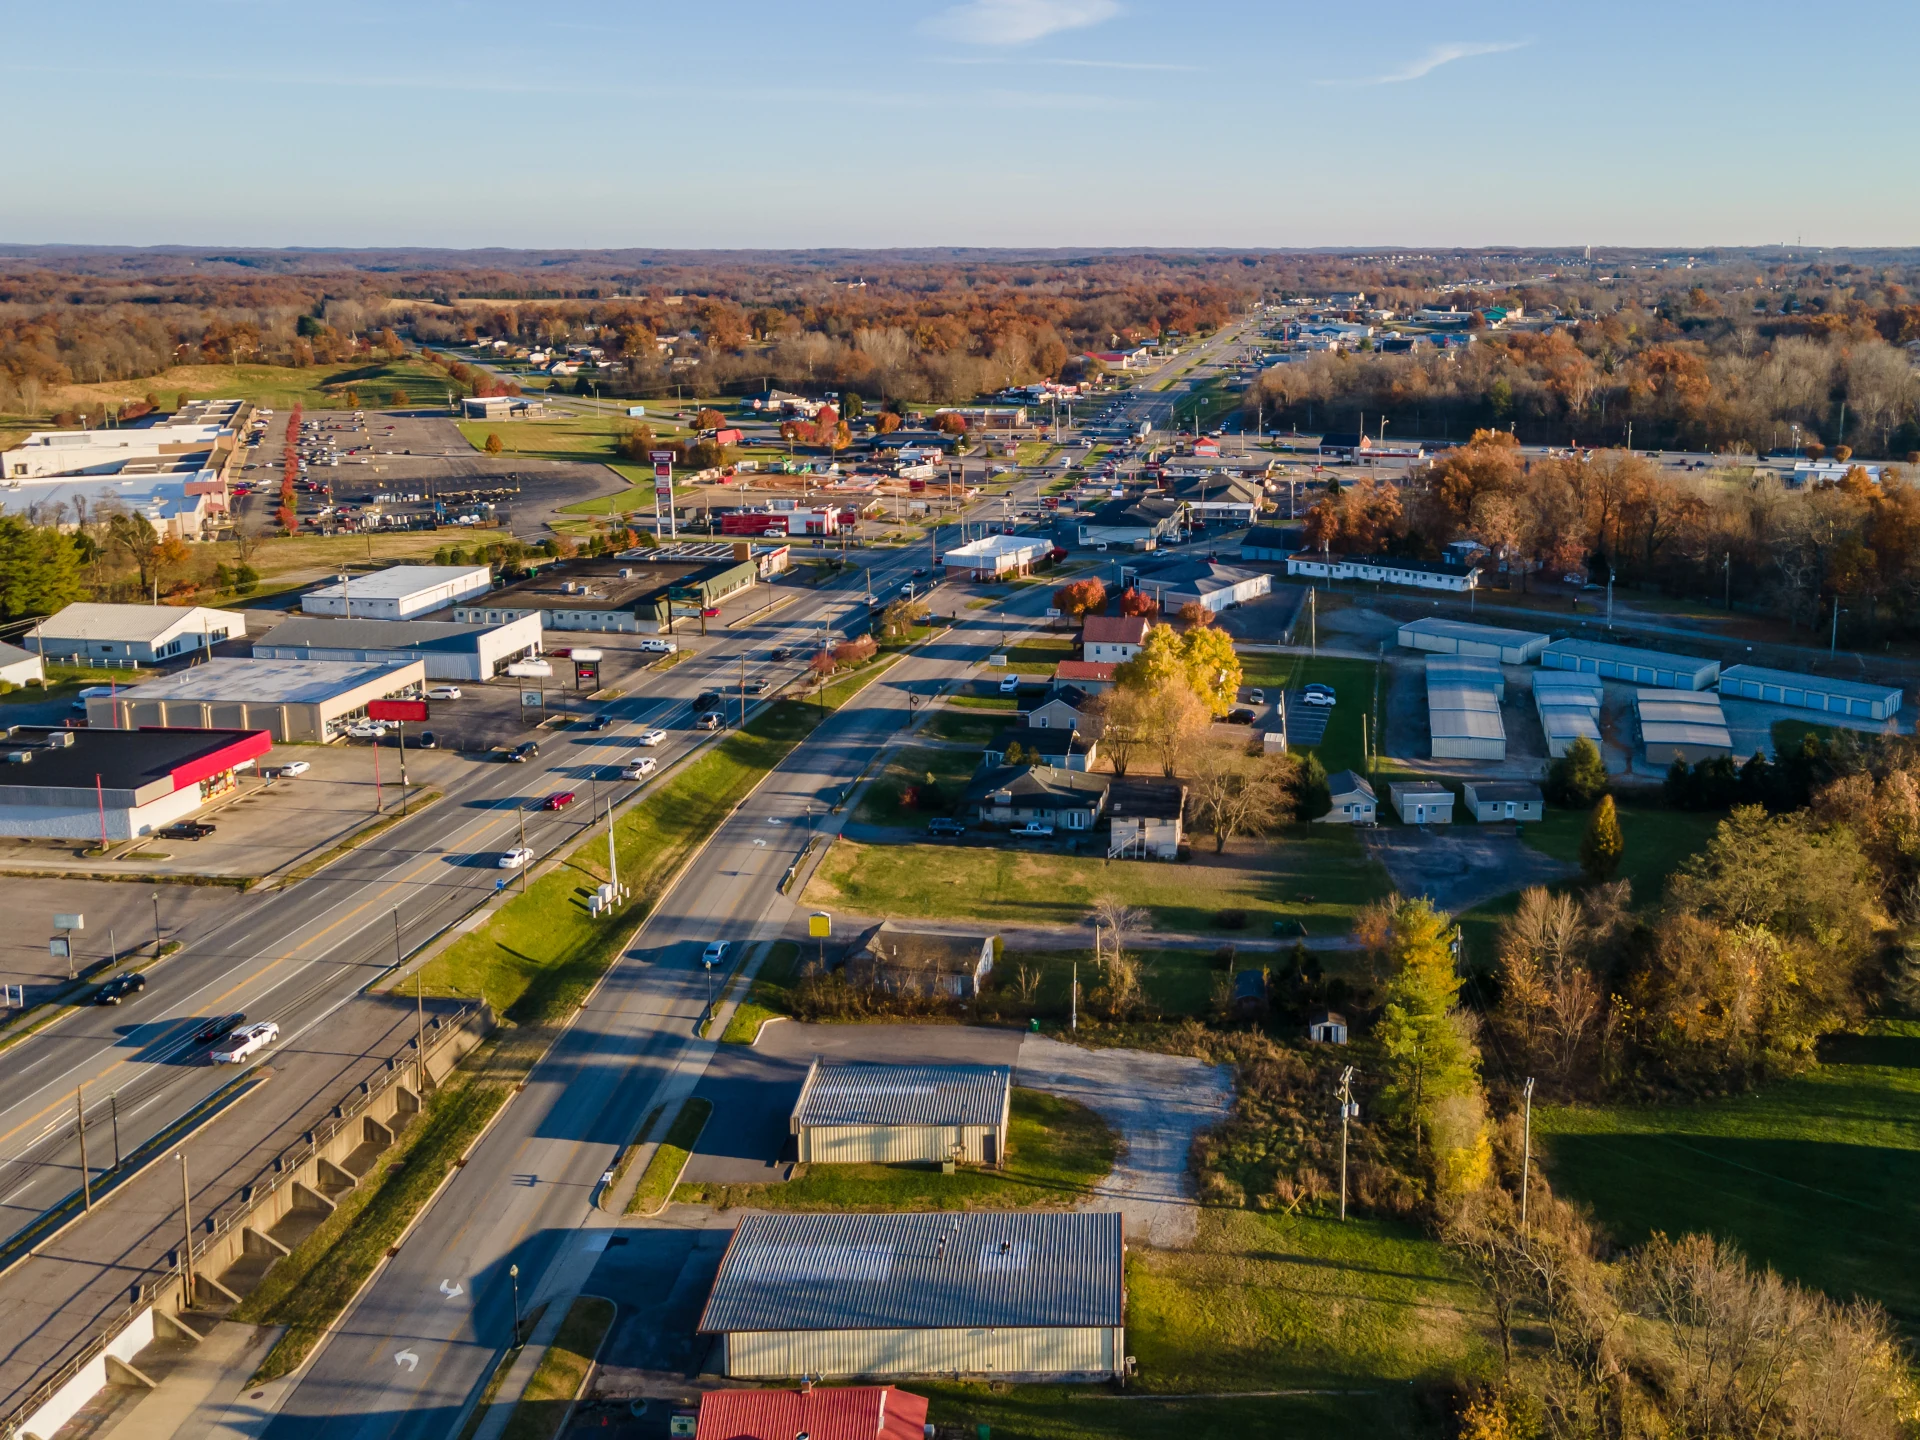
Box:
696 1385 928 1440
1400 617 1548 648
1539 707 1601 739
1534 671 1604 695
1542 637 1718 676
796 1062 1009 1130
1642 719 1733 748
1720 664 1902 705
699 1212 1125 1334
1429 683 1500 712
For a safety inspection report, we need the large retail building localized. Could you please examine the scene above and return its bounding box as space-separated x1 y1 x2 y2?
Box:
0 725 270 840
86 658 426 743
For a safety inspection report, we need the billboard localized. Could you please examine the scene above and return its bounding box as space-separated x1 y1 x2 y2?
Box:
573 658 600 689
367 699 429 723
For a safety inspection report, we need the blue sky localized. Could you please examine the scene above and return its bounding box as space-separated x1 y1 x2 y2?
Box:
5 0 1916 250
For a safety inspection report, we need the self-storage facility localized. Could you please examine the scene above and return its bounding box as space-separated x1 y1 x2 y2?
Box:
0 724 269 840
1717 664 1902 722
1397 616 1549 665
790 1061 1012 1168
698 1211 1125 1381
1636 689 1733 765
86 657 426 743
1533 672 1604 759
1541 637 1719 691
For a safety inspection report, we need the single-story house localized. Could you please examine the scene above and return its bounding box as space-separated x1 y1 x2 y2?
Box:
1389 779 1454 825
984 724 1096 772
1054 659 1117 689
697 1210 1127 1380
791 1059 1012 1168
1081 615 1147 664
1317 769 1377 824
844 922 997 999
1026 684 1094 733
1107 778 1185 859
1123 560 1272 615
1306 1008 1349 1044
694 1385 928 1440
1168 473 1264 525
1462 780 1545 823
967 763 1110 832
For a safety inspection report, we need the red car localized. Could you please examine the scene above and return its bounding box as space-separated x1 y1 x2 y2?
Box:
544 791 577 811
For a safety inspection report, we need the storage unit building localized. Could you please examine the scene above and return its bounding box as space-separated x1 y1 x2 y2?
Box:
27 603 245 664
1533 672 1604 758
790 1060 1012 1168
1541 638 1719 691
0 724 270 840
1389 780 1455 825
1463 781 1545 823
698 1211 1126 1381
1635 689 1733 765
1425 656 1506 699
1397 617 1549 665
1428 681 1506 760
302 565 494 620
86 657 426 744
250 614 542 682
1717 664 1902 722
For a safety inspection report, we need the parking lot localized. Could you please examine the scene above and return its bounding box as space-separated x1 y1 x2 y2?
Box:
0 876 247 1005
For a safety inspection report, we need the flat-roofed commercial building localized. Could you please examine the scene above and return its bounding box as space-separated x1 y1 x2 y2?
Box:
28 604 245 664
790 1061 1012 1168
1397 616 1549 665
698 1211 1126 1381
87 657 425 743
453 554 759 633
1718 664 1903 722
0 724 269 840
302 565 494 620
251 614 541 682
1541 637 1719 691
1636 689 1733 765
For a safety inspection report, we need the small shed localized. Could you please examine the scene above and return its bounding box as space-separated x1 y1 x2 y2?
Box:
1462 780 1545 823
1389 780 1455 825
1306 1008 1349 1044
791 1060 1012 1169
1231 969 1269 1021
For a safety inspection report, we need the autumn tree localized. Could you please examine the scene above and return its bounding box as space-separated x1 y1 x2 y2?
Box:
1115 586 1158 617
1054 578 1106 619
1188 740 1297 852
1579 795 1624 880
696 407 725 430
483 432 504 456
1374 897 1488 1195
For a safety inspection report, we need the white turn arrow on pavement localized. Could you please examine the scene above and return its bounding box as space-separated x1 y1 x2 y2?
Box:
440 1279 464 1299
395 1350 420 1372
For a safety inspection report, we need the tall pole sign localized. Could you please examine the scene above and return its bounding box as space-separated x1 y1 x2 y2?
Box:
650 451 677 540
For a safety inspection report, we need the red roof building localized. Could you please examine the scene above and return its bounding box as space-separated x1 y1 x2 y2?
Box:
1080 615 1148 663
695 1385 927 1440
1055 659 1117 685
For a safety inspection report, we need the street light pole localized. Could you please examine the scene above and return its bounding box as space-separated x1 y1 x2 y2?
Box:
151 890 161 956
509 1263 522 1345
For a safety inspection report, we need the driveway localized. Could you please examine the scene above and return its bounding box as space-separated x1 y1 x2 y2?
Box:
1362 824 1575 913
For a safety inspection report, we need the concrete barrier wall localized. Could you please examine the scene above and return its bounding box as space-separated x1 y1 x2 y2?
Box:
17 1308 153 1440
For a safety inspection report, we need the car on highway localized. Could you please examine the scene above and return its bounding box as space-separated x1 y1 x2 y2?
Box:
1300 684 1336 707
1010 821 1055 838
637 638 678 654
998 674 1022 694
158 820 216 841
635 729 667 746
621 757 658 780
695 711 724 730
503 741 539 763
212 1021 279 1064
700 607 722 619
277 760 311 778
770 646 793 661
543 791 577 811
926 817 966 836
694 691 723 712
701 941 730 967
498 846 535 869
193 1012 247 1045
585 714 613 731
427 686 463 700
94 972 147 1005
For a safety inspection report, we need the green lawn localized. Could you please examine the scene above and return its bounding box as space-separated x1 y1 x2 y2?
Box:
923 1207 1489 1440
1231 652 1380 776
628 1097 711 1216
719 941 802 1044
1520 801 1721 908
984 635 1075 675
40 358 463 417
1538 1021 1920 1330
805 828 1389 936
675 1088 1114 1212
854 744 982 825
1001 946 1223 1019
948 693 1019 712
920 709 1005 746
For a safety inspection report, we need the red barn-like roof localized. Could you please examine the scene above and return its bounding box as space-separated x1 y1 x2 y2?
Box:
696 1385 927 1440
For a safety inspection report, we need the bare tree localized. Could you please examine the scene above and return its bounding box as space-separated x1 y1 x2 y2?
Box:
1188 739 1297 853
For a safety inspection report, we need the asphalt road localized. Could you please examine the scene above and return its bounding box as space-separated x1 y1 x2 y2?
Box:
259 587 1056 1440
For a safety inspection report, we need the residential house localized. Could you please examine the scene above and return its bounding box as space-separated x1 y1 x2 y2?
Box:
1389 779 1454 825
1025 684 1094 733
1316 770 1377 824
983 724 1096 772
1107 778 1185 859
844 921 996 999
1124 559 1272 615
1462 781 1544 824
966 763 1110 832
1168 473 1264 526
1082 615 1147 664
1054 659 1117 689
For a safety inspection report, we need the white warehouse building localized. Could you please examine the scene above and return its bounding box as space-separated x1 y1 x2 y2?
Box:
302 565 494 621
789 1060 1012 1169
1540 637 1719 691
1397 616 1549 665
1718 665 1902 722
27 604 246 665
250 614 543 682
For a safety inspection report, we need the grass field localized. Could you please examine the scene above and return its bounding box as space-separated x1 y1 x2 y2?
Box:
853 744 982 825
919 709 1004 746
805 828 1389 936
922 1207 1489 1440
628 1097 711 1216
984 635 1075 675
16 360 465 425
1520 800 1720 908
0 662 145 706
1002 946 1224 1019
675 1088 1114 1212
1538 1020 1920 1330
1231 652 1380 776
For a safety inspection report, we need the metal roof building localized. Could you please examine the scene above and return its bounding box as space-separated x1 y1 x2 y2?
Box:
694 1385 928 1440
1389 779 1455 825
250 613 541 682
1533 671 1604 759
28 603 246 664
1541 637 1719 691
1718 664 1903 722
1398 616 1549 665
86 657 426 744
1425 655 1506 700
698 1211 1126 1381
1463 780 1545 824
791 1061 1013 1169
1636 688 1733 765
302 564 494 620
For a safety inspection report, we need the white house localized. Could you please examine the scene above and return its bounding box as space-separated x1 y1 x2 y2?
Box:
1389 780 1454 825
1081 615 1147 664
1317 770 1377 824
1107 778 1185 859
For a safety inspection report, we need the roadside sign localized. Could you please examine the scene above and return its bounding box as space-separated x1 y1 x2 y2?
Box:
520 689 544 710
574 658 600 689
1045 607 1061 618
368 699 429 723
989 654 1007 667
54 913 83 932
49 937 70 960
808 912 831 939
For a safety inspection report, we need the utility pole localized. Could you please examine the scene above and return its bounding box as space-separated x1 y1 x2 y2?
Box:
517 806 528 893
76 1089 90 1212
739 651 747 730
1336 1065 1356 1221
110 1092 120 1168
416 972 429 1096
179 1153 195 1308
151 889 162 956
605 796 619 902
1520 1076 1535 1232
1723 552 1732 611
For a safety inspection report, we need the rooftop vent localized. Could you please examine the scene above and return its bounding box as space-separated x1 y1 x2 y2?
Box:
2 750 32 765
43 731 73 748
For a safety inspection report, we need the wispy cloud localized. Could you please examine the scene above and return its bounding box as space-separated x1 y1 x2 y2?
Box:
926 0 1121 47
1323 40 1529 86
938 55 1194 71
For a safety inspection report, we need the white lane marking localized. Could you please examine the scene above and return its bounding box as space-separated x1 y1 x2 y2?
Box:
394 1349 420 1371
439 1279 464 1299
